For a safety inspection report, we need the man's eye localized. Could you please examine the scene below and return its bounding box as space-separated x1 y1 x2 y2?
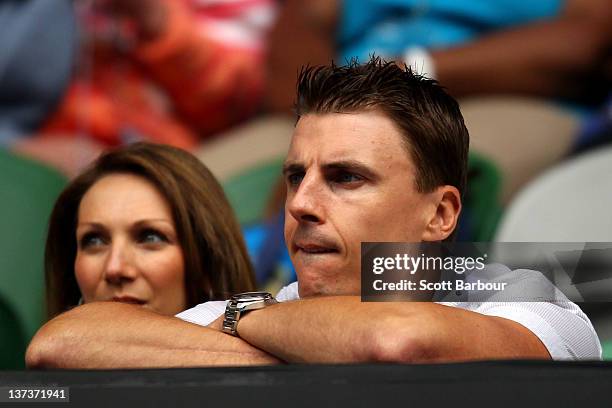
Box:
333 172 363 184
286 172 304 186
79 233 106 249
139 229 168 245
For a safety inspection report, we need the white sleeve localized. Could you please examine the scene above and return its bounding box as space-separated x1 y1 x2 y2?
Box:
175 301 227 327
472 301 602 360
275 281 300 301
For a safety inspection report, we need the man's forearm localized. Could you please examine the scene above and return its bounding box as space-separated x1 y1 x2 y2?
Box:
235 297 550 363
26 302 281 369
237 297 382 363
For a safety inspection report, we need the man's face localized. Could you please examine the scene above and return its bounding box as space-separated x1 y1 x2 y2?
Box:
284 111 439 297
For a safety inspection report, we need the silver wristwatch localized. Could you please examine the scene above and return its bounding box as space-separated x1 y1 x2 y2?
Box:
222 292 278 336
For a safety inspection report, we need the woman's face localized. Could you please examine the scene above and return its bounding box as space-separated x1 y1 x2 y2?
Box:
75 173 187 315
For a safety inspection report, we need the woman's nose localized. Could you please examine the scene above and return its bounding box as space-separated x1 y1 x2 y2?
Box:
103 241 138 284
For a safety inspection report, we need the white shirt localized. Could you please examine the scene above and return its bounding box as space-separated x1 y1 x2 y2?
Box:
176 281 602 360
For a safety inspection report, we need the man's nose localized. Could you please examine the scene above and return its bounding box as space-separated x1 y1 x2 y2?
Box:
286 174 325 224
103 241 137 285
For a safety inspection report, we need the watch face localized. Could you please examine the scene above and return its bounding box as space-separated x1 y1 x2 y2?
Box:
233 292 272 302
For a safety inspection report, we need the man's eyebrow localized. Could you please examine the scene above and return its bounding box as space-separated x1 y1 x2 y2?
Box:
323 160 380 180
282 162 305 175
282 160 381 180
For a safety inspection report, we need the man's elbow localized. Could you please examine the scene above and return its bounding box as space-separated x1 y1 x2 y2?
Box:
367 316 432 364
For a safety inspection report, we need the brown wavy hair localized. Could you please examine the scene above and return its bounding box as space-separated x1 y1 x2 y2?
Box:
45 142 255 318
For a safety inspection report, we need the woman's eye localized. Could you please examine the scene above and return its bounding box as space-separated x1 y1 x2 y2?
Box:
139 229 168 245
79 233 105 249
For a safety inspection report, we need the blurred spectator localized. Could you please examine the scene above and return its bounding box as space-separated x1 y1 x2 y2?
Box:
0 0 76 146
266 0 611 111
13 0 276 176
256 0 612 202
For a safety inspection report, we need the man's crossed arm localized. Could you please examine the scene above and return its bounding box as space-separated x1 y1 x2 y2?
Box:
26 297 549 368
227 297 550 363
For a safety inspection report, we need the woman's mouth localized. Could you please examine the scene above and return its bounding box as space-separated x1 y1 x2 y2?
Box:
112 296 146 305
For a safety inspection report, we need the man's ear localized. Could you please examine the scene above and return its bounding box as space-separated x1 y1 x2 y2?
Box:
421 186 462 241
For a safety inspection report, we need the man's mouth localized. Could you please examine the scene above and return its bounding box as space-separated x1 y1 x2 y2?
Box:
295 243 339 255
112 296 146 305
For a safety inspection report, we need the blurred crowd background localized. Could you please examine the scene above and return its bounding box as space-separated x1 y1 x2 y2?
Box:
1 0 611 368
